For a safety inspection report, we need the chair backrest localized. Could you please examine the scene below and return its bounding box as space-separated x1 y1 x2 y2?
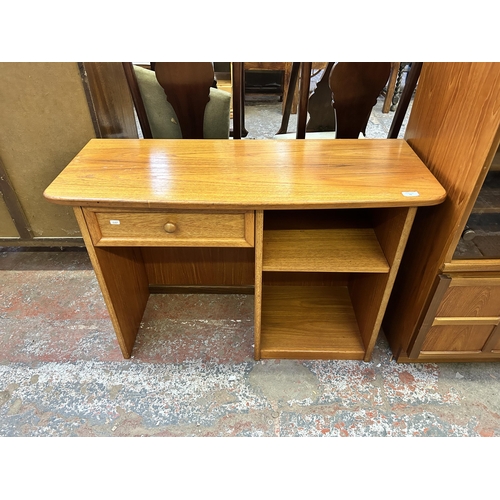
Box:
122 62 230 139
295 62 391 139
154 62 214 139
329 62 391 138
122 62 153 138
306 62 336 133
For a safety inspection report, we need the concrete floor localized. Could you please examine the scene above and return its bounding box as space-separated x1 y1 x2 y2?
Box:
2 244 500 439
2 97 500 442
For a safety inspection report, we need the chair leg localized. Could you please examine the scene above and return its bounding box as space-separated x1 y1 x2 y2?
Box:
383 62 400 113
388 62 423 139
276 62 300 135
232 63 243 139
231 62 248 139
296 62 312 139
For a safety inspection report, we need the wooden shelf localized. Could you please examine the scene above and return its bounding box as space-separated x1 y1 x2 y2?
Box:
260 285 365 359
262 228 389 273
255 206 416 361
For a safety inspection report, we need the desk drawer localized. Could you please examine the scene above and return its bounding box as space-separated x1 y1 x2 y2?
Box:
84 209 254 247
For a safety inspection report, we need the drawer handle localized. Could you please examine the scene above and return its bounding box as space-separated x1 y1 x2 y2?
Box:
164 222 177 233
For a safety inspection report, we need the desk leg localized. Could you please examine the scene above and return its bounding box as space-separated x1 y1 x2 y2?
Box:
349 207 417 361
74 207 150 358
254 210 264 360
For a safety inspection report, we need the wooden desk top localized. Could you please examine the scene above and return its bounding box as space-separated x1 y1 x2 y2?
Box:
44 139 446 210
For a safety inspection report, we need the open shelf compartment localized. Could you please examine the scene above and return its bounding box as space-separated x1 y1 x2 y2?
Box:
255 207 416 361
260 284 366 359
262 209 390 273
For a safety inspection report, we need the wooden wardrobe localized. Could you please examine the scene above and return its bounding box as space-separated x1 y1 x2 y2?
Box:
383 62 500 362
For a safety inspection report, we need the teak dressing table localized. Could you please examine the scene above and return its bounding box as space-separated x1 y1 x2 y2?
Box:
44 139 446 361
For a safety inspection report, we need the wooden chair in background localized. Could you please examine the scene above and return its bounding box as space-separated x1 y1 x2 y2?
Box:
304 62 336 134
387 62 423 138
122 62 231 139
330 62 391 138
277 62 391 139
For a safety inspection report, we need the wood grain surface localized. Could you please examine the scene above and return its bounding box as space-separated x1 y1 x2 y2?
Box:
141 247 255 286
349 207 416 360
254 210 264 359
421 324 495 352
436 284 500 317
46 137 447 361
262 228 389 272
383 62 500 360
260 285 365 359
74 207 149 358
44 139 445 210
84 209 254 247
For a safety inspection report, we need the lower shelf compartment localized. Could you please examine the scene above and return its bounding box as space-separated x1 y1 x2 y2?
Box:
260 285 365 359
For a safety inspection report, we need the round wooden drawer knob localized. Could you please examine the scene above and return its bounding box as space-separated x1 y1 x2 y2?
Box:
164 222 177 233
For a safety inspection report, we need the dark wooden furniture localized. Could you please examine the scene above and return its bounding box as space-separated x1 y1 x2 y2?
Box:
383 62 500 362
278 62 391 139
388 63 423 139
244 63 327 113
231 62 327 139
304 62 336 133
122 62 152 139
123 62 222 140
44 139 445 361
232 62 246 139
382 63 400 113
330 62 391 139
155 62 214 139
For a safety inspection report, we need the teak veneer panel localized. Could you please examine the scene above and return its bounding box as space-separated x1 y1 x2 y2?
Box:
85 209 254 247
263 272 350 287
74 207 149 358
436 285 500 317
262 228 389 273
350 207 417 359
443 260 500 273
141 247 255 286
421 324 496 352
254 211 264 358
383 63 500 361
432 317 500 326
43 139 445 210
44 138 447 360
260 285 365 359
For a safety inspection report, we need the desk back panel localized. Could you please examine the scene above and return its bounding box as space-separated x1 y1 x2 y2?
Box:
141 247 255 287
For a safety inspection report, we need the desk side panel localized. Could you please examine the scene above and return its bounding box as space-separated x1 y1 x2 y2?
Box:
74 207 150 358
349 207 417 360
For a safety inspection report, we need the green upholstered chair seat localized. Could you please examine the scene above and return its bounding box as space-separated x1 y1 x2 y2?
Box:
134 65 231 139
